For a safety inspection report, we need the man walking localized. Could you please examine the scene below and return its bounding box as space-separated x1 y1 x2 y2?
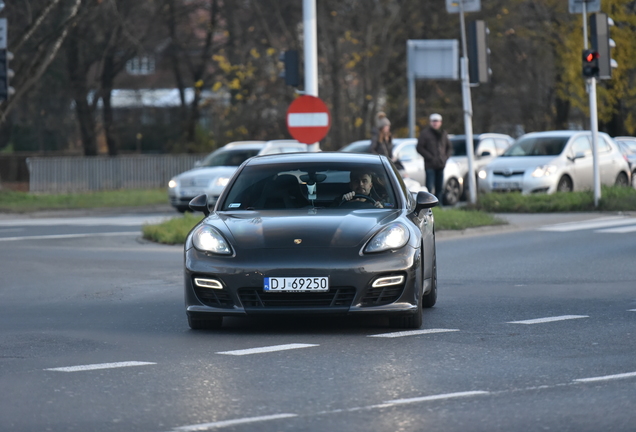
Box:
416 113 453 204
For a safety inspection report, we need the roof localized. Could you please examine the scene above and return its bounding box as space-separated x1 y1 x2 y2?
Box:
248 151 384 166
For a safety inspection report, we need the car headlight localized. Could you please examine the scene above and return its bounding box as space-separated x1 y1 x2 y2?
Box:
168 179 178 188
364 223 409 253
214 177 230 187
531 165 557 178
478 170 487 179
192 225 232 255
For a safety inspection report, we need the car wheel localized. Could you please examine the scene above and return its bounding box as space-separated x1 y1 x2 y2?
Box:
443 178 461 206
188 315 223 330
557 175 573 192
632 170 636 189
421 248 437 308
615 172 629 187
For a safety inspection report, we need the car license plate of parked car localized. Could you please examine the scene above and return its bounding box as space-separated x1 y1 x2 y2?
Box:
264 277 329 292
493 181 521 190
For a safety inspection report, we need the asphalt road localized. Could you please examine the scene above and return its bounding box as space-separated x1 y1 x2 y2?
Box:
1 209 635 432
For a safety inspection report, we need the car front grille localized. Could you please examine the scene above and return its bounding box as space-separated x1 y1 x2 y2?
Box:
193 287 235 308
361 285 405 306
493 170 525 177
238 287 356 308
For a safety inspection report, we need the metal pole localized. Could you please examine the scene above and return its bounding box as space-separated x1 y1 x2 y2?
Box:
459 1 477 204
303 0 320 151
408 42 416 138
303 0 318 97
589 77 600 207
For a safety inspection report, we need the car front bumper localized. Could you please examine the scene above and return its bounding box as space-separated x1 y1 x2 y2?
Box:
184 245 429 319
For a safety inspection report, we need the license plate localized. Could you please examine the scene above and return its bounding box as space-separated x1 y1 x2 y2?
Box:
264 277 329 292
492 182 521 190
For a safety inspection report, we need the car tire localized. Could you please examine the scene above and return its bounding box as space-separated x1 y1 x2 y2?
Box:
421 248 437 308
443 178 461 206
632 170 636 189
557 175 573 192
615 172 629 187
188 315 223 330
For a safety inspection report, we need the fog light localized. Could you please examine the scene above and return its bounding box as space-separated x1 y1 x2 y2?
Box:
372 275 405 288
194 278 223 289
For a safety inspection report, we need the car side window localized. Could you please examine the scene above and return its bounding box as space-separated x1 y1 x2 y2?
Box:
477 138 496 157
397 144 420 162
599 137 612 153
571 136 591 157
494 139 511 155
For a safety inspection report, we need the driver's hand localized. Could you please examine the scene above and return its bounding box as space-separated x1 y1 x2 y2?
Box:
342 191 355 201
374 201 383 208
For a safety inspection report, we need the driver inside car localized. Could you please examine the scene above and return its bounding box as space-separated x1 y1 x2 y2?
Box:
341 169 385 208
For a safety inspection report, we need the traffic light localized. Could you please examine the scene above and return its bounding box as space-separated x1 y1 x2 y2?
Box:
590 13 617 80
582 49 599 78
279 50 299 87
0 49 14 101
467 20 491 84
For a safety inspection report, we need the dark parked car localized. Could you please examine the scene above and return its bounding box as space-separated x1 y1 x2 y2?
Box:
614 136 636 188
184 152 439 330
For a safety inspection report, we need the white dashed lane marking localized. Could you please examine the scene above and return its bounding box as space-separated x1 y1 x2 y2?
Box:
538 216 636 232
216 343 319 356
574 371 636 383
45 361 156 372
368 328 460 338
171 414 298 431
507 315 589 325
0 232 137 242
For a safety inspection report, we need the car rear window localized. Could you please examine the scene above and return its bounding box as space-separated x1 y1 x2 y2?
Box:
502 136 568 157
450 138 480 156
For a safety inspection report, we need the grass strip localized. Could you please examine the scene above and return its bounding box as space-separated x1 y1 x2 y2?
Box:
142 212 204 244
433 208 506 231
474 186 636 213
0 189 168 212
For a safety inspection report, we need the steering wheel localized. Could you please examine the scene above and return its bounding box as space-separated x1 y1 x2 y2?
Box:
339 194 377 206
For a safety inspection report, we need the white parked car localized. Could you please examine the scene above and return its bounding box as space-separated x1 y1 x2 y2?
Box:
339 138 464 205
168 140 309 212
478 130 631 195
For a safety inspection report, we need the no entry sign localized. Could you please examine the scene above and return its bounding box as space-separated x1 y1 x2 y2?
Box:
286 95 331 144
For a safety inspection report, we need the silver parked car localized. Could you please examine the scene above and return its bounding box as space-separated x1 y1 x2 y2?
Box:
449 133 515 200
478 130 631 194
614 136 636 188
339 138 465 205
168 140 309 212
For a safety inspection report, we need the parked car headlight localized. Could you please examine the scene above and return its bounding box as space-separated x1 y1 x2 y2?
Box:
478 170 487 179
214 177 230 187
531 165 557 178
192 225 232 255
168 178 178 188
364 223 409 253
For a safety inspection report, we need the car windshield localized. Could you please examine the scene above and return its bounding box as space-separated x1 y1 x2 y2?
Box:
220 161 397 211
502 136 568 157
450 138 480 156
340 142 370 153
200 148 261 167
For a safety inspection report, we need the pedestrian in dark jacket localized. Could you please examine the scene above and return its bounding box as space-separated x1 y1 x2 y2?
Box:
370 112 393 160
416 113 453 204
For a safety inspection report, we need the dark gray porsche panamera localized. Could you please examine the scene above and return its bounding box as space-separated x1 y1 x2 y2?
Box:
184 152 439 329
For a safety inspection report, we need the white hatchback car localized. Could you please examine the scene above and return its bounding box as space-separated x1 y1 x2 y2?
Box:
168 140 309 212
478 130 631 194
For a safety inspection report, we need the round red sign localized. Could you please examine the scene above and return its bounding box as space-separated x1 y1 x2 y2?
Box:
286 95 331 144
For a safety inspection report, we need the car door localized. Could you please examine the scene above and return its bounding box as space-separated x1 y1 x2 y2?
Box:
395 143 425 184
568 135 593 191
599 136 619 185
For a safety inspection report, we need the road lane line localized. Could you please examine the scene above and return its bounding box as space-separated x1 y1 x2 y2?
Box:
368 328 460 338
172 414 298 431
0 232 136 242
385 390 490 405
629 309 636 312
507 315 588 325
538 216 636 232
216 343 318 356
45 361 156 372
574 371 636 383
596 224 636 233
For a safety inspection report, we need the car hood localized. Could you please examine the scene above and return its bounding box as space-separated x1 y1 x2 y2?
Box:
176 167 238 186
486 155 559 171
213 210 400 249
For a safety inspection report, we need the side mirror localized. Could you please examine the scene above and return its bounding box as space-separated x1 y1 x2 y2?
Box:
569 151 585 162
415 191 438 212
189 194 210 216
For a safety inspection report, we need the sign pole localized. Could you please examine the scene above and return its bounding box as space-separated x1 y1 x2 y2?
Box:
458 0 477 204
302 0 320 150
